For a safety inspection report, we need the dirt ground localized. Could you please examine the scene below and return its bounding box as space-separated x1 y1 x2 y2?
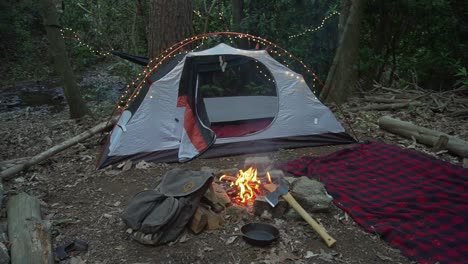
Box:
1 70 466 264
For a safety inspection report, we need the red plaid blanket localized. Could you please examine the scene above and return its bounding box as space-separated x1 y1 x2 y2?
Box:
278 142 468 264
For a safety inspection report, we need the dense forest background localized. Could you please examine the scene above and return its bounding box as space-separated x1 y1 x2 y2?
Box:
1 0 467 95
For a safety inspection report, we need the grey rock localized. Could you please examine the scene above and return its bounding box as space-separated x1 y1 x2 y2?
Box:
285 176 332 219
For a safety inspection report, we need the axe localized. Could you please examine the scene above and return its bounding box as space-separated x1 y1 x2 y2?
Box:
265 184 336 247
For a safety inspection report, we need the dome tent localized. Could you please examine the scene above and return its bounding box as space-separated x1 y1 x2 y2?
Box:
97 43 355 168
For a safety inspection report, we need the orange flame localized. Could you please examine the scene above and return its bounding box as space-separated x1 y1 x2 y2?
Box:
234 167 261 203
266 171 272 183
220 166 274 204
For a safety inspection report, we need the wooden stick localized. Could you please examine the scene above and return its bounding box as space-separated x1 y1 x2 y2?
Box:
1 119 116 181
282 193 336 247
7 193 53 264
264 184 336 247
0 157 30 171
363 96 410 104
348 102 422 112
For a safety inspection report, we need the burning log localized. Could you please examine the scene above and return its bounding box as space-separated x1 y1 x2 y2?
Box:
219 166 272 204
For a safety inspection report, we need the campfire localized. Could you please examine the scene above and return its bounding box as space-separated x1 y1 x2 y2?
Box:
189 158 289 236
219 167 273 204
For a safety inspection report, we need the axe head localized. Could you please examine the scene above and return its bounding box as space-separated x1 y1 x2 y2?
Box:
265 184 289 207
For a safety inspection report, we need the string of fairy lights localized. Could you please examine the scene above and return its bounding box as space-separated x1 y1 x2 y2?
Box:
59 9 338 112
114 32 323 113
288 11 340 39
60 27 112 57
61 9 339 59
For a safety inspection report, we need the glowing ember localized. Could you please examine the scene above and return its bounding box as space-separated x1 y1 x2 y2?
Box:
220 167 272 203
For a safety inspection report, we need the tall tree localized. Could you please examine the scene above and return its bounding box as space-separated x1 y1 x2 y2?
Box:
148 0 193 59
38 0 92 119
231 0 248 49
320 0 365 103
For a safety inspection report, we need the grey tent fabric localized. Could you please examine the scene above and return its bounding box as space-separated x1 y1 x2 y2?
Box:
98 43 355 168
122 169 214 245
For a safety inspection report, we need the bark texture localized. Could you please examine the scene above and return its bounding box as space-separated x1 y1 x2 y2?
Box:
7 193 53 264
321 0 365 103
38 0 92 119
231 0 248 48
378 116 468 158
148 0 193 59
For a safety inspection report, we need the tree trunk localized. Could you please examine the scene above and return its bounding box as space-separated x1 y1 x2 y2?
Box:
38 0 92 119
321 0 365 103
378 116 468 158
231 0 248 49
148 0 193 59
7 193 53 264
202 0 218 33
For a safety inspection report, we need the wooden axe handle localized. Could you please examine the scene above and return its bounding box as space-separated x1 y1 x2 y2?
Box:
282 192 336 247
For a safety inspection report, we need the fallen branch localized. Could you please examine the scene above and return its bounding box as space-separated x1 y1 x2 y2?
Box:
450 109 468 118
0 157 30 171
378 116 468 157
348 102 423 112
454 98 468 105
1 119 116 181
363 96 410 104
7 192 53 264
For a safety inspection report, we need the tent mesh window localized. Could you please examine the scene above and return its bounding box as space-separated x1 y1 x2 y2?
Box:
197 55 278 138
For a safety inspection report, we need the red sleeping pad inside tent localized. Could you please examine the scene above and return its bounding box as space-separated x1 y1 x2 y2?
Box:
211 119 273 138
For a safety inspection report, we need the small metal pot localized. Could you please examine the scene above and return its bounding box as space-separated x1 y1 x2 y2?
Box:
240 223 279 246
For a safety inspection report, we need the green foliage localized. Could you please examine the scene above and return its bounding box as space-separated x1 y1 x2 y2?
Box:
454 67 468 89
107 60 142 83
0 0 148 84
360 0 467 90
3 0 465 95
0 0 51 83
200 84 225 97
192 0 340 81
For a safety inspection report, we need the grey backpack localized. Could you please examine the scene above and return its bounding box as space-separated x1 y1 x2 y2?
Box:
122 168 213 245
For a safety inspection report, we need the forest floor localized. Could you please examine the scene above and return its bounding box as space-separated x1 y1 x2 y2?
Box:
0 65 466 264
